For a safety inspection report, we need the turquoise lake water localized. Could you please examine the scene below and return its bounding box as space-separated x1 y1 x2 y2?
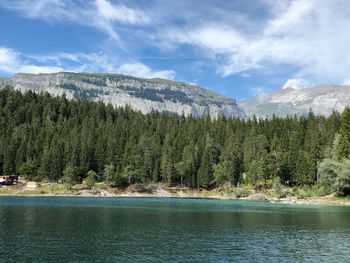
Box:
0 197 349 262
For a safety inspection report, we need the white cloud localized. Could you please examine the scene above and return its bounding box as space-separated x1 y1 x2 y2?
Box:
166 26 245 52
38 52 176 79
95 0 150 24
0 47 63 74
240 73 251 78
0 47 18 73
342 79 350 85
117 63 175 79
0 46 176 79
2 0 350 86
281 78 311 90
264 0 315 36
158 0 350 84
0 0 150 41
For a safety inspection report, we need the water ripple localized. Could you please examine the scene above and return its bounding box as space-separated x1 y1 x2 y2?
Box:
0 197 349 262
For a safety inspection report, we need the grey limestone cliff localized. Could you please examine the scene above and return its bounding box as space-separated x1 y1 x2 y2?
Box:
4 72 246 119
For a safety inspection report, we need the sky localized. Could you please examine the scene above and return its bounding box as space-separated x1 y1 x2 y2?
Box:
0 0 350 99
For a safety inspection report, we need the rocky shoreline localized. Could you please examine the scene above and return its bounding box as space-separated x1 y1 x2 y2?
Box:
1 184 349 206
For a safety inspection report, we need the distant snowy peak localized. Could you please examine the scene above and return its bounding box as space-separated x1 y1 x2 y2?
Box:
239 85 350 118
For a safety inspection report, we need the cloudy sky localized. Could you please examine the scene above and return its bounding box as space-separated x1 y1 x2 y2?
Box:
0 0 350 99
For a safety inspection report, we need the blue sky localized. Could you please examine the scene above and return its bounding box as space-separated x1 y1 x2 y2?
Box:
0 0 350 99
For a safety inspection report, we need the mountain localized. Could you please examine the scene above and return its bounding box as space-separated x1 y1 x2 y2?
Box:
0 77 8 86
239 85 350 118
1 72 245 119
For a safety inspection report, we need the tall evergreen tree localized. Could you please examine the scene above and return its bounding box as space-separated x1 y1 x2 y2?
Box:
337 107 350 159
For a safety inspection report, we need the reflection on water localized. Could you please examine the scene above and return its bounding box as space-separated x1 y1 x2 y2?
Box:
0 197 349 262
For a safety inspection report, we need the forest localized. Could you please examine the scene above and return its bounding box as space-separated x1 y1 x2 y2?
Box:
0 86 349 195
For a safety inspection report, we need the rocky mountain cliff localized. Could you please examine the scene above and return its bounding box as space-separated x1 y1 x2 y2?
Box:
0 77 8 86
2 72 246 119
239 85 350 118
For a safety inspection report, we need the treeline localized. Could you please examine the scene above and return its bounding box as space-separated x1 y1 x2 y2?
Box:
0 86 349 193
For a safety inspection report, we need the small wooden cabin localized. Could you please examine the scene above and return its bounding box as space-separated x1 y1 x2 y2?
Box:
26 181 40 189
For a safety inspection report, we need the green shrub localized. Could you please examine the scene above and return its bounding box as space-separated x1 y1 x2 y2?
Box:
85 170 98 189
295 188 309 199
232 188 251 198
318 158 350 196
273 177 284 198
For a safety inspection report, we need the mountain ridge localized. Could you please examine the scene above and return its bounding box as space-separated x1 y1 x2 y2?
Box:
239 85 350 118
1 72 246 119
4 72 350 119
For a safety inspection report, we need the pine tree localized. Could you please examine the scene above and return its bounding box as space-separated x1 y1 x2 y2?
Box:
245 159 264 187
61 165 79 189
215 134 242 185
160 135 177 185
18 159 38 180
197 148 214 189
294 150 314 185
176 142 198 188
337 107 350 159
103 164 116 187
50 143 65 181
3 143 16 175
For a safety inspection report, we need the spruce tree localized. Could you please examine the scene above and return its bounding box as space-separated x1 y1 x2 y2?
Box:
337 107 350 159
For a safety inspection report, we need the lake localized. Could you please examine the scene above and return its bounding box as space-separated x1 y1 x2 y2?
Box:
0 197 349 262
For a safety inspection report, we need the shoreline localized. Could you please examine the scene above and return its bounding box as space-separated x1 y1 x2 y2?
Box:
1 184 350 206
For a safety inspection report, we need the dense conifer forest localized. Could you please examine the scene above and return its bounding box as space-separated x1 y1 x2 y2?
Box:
1 86 349 195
